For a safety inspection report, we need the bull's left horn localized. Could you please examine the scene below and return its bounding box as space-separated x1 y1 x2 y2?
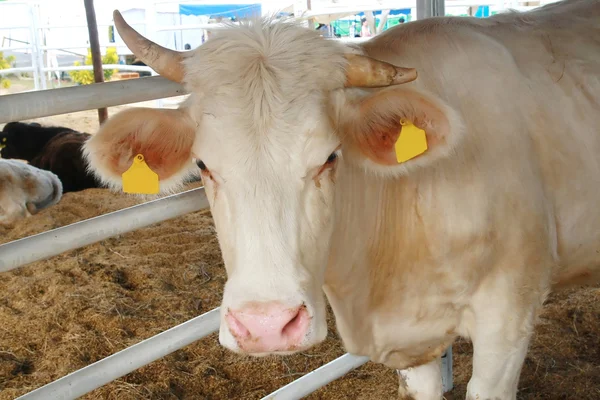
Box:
113 10 186 83
344 54 417 88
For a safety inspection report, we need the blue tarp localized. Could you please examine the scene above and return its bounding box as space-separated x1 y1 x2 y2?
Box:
179 3 261 19
474 6 490 17
355 9 412 17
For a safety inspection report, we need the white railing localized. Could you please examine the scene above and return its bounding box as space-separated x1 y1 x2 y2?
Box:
0 64 154 76
0 75 184 122
16 308 221 400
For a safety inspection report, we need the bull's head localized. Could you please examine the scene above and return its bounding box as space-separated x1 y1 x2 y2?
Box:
84 12 461 356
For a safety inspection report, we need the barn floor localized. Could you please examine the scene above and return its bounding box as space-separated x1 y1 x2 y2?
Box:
1 109 599 399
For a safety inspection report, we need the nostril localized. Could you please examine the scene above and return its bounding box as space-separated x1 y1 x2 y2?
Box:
226 312 250 339
281 305 309 339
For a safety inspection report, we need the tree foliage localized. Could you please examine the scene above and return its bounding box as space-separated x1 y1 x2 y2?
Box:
70 47 118 85
0 51 16 89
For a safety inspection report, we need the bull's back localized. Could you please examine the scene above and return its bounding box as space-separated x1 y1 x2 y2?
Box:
361 0 600 285
488 0 600 282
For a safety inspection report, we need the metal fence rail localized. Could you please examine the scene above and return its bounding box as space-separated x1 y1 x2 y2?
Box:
262 354 370 400
16 308 221 400
0 187 207 272
0 64 155 76
0 75 186 123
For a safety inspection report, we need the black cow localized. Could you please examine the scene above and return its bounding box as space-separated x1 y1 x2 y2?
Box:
0 122 101 193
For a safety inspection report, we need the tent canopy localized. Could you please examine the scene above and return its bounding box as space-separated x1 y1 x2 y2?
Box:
355 9 412 17
179 3 261 19
309 8 412 24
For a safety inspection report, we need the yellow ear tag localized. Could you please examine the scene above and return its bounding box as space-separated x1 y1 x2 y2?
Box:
394 119 428 163
122 154 160 194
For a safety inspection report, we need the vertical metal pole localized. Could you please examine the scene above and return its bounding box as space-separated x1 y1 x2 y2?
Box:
83 0 108 124
433 0 446 18
416 0 445 19
29 3 45 90
293 0 308 28
441 346 453 392
307 0 315 29
148 2 164 109
35 5 46 90
27 4 40 91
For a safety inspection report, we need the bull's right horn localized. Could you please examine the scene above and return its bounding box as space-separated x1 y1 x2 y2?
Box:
113 10 186 83
344 54 418 88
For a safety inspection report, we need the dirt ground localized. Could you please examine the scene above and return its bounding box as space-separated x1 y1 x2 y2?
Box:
1 108 599 399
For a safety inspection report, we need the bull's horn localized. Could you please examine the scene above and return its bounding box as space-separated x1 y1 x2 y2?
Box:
113 10 186 83
344 54 417 88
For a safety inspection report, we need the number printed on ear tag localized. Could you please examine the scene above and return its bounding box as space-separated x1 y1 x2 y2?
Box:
394 119 428 163
122 154 159 194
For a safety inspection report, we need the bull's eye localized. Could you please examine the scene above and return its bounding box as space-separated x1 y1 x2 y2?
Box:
325 152 337 164
197 160 207 171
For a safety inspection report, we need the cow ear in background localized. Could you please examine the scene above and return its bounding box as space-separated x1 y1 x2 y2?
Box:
82 107 197 194
331 87 464 178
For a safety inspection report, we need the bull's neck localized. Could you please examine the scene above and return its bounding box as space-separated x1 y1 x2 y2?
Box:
326 161 427 295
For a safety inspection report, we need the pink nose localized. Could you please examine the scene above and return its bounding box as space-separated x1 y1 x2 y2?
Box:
226 302 310 353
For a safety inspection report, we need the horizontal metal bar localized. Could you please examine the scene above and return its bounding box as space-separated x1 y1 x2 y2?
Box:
40 64 154 73
262 354 370 400
38 24 114 29
17 307 221 400
0 46 32 51
155 23 229 31
0 67 35 75
0 187 208 272
0 75 187 123
0 25 30 30
0 0 32 5
40 45 130 51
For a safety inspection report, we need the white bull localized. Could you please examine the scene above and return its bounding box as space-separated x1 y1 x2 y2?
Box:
84 1 600 398
0 159 63 225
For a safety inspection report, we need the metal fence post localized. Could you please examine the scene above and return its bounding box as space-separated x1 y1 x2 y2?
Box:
29 2 46 90
441 346 453 393
417 0 446 19
27 3 41 90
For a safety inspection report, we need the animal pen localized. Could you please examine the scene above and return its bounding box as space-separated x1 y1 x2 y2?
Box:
0 0 471 398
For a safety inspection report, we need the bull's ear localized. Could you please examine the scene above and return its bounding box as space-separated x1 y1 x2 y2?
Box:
331 87 464 178
83 107 197 193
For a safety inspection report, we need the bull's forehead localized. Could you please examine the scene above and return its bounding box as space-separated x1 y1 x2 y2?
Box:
183 19 347 96
182 20 347 178
191 100 339 181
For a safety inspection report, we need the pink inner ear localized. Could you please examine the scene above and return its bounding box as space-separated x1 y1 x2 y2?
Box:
90 108 196 182
364 123 402 165
347 88 452 166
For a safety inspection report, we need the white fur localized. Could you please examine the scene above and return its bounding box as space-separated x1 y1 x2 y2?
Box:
0 159 63 225
175 17 349 353
398 359 443 400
